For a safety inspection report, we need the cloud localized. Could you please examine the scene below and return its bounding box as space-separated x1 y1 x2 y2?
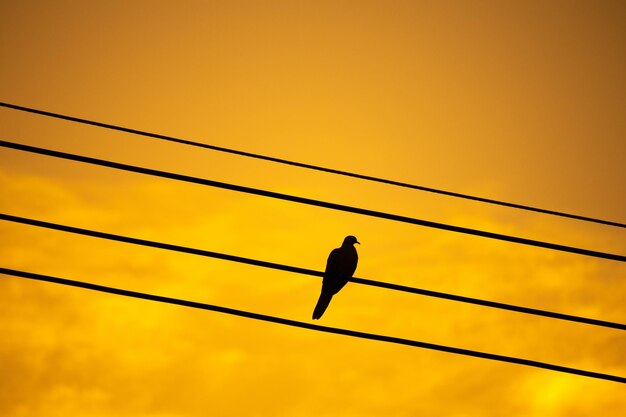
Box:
1 168 625 417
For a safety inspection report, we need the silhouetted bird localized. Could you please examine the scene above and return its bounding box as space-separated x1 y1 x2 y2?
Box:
312 235 359 320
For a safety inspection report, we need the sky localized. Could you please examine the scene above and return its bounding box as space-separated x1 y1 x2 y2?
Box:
1 1 625 416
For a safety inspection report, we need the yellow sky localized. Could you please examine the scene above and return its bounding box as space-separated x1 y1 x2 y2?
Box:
1 1 625 416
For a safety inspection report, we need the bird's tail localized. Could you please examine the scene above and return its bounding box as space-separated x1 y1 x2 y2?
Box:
312 291 333 320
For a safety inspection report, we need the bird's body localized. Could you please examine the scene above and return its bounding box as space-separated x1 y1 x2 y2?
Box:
312 236 359 319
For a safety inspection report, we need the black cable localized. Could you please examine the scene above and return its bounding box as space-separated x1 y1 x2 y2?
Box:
1 267 623 383
1 101 623 229
2 213 624 330
1 139 624 262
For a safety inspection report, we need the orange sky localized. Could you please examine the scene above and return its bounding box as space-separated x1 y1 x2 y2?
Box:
1 1 625 416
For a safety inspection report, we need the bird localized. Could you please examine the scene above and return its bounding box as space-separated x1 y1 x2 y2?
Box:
312 235 359 320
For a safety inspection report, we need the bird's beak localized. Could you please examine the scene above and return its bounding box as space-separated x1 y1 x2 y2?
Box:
356 241 360 244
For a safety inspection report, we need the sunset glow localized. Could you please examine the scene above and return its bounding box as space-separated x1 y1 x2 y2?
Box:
1 1 625 416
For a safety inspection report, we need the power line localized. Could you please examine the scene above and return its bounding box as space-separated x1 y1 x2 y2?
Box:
2 213 624 331
1 139 625 262
1 101 624 229
1 267 623 384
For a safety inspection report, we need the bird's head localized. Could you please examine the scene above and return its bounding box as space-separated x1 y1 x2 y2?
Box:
343 235 360 246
